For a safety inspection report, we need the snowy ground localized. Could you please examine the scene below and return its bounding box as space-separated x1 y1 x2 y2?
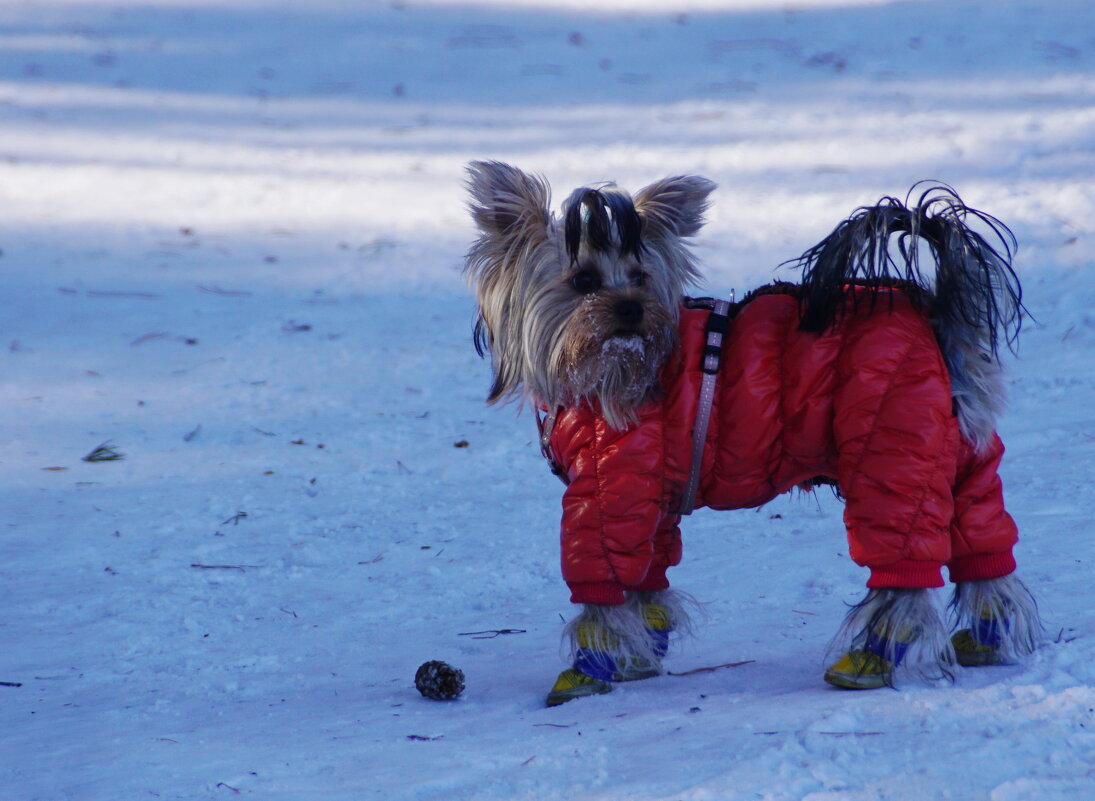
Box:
2 0 1094 798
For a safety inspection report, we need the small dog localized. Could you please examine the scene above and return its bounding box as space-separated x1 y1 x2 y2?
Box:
463 161 1039 705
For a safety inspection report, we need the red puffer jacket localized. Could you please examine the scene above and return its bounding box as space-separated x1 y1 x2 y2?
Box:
549 287 1019 605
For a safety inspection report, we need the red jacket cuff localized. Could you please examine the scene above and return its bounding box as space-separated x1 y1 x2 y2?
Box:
947 551 1016 583
568 581 627 605
866 559 944 589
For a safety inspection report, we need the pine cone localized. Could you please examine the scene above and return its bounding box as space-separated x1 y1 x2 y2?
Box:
415 661 465 700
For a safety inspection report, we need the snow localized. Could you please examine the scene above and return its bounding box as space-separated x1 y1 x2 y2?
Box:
2 0 1094 798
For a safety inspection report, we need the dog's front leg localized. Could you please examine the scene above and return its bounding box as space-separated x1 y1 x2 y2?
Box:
949 574 1040 665
824 588 952 689
546 591 685 706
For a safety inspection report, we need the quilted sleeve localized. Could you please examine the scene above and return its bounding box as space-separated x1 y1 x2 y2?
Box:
551 405 667 605
832 295 958 588
947 432 1018 581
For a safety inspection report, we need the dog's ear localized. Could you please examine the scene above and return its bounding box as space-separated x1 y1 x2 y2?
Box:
466 161 551 241
633 176 716 239
464 162 551 407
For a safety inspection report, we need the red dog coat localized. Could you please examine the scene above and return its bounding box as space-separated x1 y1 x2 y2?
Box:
548 287 1018 605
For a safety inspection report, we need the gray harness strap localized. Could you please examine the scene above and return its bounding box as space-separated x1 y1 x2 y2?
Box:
677 298 732 515
536 296 735 509
536 406 570 485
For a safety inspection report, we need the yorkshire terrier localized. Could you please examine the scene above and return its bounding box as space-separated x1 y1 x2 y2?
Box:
463 161 1039 705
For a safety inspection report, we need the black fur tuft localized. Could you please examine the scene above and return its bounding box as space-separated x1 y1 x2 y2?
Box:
563 186 645 265
472 315 509 401
789 183 1024 358
473 315 490 359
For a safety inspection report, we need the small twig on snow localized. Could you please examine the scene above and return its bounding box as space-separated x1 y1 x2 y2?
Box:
86 290 161 299
190 564 261 572
83 441 124 462
458 629 527 639
817 731 883 737
668 660 755 676
755 730 882 737
131 332 169 346
198 285 252 297
1055 628 1078 644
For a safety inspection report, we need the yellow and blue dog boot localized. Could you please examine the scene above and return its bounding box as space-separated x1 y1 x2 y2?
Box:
614 602 671 681
545 622 624 707
545 668 613 707
952 606 1007 667
572 604 670 683
824 649 894 690
824 626 910 690
641 603 672 657
545 603 673 706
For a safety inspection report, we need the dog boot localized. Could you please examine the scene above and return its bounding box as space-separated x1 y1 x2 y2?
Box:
613 602 671 681
824 625 913 690
950 575 1039 667
545 668 613 707
952 606 1008 666
545 602 671 706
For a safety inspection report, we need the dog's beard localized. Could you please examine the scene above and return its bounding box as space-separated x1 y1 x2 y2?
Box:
552 300 677 430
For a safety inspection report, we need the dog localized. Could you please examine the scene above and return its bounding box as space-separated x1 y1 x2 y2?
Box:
463 161 1039 705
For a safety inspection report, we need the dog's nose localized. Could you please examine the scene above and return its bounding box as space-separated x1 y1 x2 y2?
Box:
615 300 644 328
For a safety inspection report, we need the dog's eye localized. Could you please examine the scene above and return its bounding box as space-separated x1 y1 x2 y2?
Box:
629 270 646 287
570 269 601 294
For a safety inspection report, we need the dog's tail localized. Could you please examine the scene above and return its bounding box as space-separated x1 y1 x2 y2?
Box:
790 183 1023 452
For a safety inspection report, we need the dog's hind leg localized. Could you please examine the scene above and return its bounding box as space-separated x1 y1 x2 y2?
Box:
949 574 1040 666
824 588 954 690
945 430 1039 665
